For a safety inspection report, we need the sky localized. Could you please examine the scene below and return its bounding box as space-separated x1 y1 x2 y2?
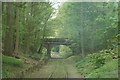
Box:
50 2 61 19
49 0 118 19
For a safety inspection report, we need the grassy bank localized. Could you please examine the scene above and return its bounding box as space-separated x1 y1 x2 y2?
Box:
3 55 24 78
2 53 44 78
75 48 118 78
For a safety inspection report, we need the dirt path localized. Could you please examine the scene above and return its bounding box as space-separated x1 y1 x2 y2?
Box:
25 58 84 78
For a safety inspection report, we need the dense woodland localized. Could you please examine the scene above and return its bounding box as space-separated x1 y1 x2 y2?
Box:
2 2 54 57
2 2 118 57
2 1 119 78
55 2 118 55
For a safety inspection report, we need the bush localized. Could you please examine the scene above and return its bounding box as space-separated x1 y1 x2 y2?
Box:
91 53 106 68
76 55 92 68
91 49 117 69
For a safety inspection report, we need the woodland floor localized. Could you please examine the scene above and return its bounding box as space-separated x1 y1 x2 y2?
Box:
24 54 84 78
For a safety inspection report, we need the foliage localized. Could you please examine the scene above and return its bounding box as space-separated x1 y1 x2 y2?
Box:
91 53 109 68
86 59 118 78
75 48 118 78
76 55 92 69
2 2 118 78
53 2 118 55
59 45 72 58
2 2 54 56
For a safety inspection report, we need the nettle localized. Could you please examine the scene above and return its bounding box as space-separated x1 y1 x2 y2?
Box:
91 49 116 69
91 53 105 69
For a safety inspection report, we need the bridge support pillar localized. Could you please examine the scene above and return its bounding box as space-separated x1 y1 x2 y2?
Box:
46 44 52 58
47 48 51 58
69 47 76 55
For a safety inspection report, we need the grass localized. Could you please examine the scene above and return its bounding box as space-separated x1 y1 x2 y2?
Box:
75 49 118 78
2 55 24 78
59 52 73 58
86 59 118 78
2 53 44 78
76 56 92 69
75 55 96 76
3 55 24 67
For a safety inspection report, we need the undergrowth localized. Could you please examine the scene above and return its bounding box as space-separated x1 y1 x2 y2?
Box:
2 53 43 78
76 48 118 78
2 55 24 78
20 53 42 59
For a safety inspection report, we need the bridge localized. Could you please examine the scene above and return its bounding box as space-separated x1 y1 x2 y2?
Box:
42 38 74 58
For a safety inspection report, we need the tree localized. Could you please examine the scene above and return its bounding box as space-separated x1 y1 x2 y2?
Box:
2 2 54 57
3 3 15 56
51 2 118 56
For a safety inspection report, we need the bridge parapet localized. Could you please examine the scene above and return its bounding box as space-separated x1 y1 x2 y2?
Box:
43 38 68 42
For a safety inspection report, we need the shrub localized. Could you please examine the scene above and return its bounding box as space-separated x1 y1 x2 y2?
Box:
91 53 106 68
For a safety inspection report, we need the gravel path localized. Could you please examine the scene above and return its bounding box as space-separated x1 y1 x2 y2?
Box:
25 57 84 78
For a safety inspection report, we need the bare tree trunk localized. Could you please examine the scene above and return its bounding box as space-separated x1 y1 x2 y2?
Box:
80 3 84 57
4 3 14 56
47 45 51 58
24 3 32 54
14 8 20 56
91 28 94 53
91 38 94 53
80 28 84 57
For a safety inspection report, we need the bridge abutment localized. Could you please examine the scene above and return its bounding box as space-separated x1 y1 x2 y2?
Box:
46 45 51 58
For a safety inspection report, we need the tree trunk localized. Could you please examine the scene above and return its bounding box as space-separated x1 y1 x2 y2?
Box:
24 3 32 54
4 3 14 56
14 8 20 56
47 45 51 58
80 28 84 57
80 3 84 57
91 30 94 53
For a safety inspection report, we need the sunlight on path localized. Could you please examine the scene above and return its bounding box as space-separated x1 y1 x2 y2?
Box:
51 53 63 58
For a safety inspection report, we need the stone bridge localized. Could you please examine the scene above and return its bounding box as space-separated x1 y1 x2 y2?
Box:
42 38 75 58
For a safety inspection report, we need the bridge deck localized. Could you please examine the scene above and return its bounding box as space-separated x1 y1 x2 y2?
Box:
43 38 68 42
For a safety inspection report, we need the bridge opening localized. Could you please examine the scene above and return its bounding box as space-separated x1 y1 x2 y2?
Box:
51 45 73 59
43 38 74 58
